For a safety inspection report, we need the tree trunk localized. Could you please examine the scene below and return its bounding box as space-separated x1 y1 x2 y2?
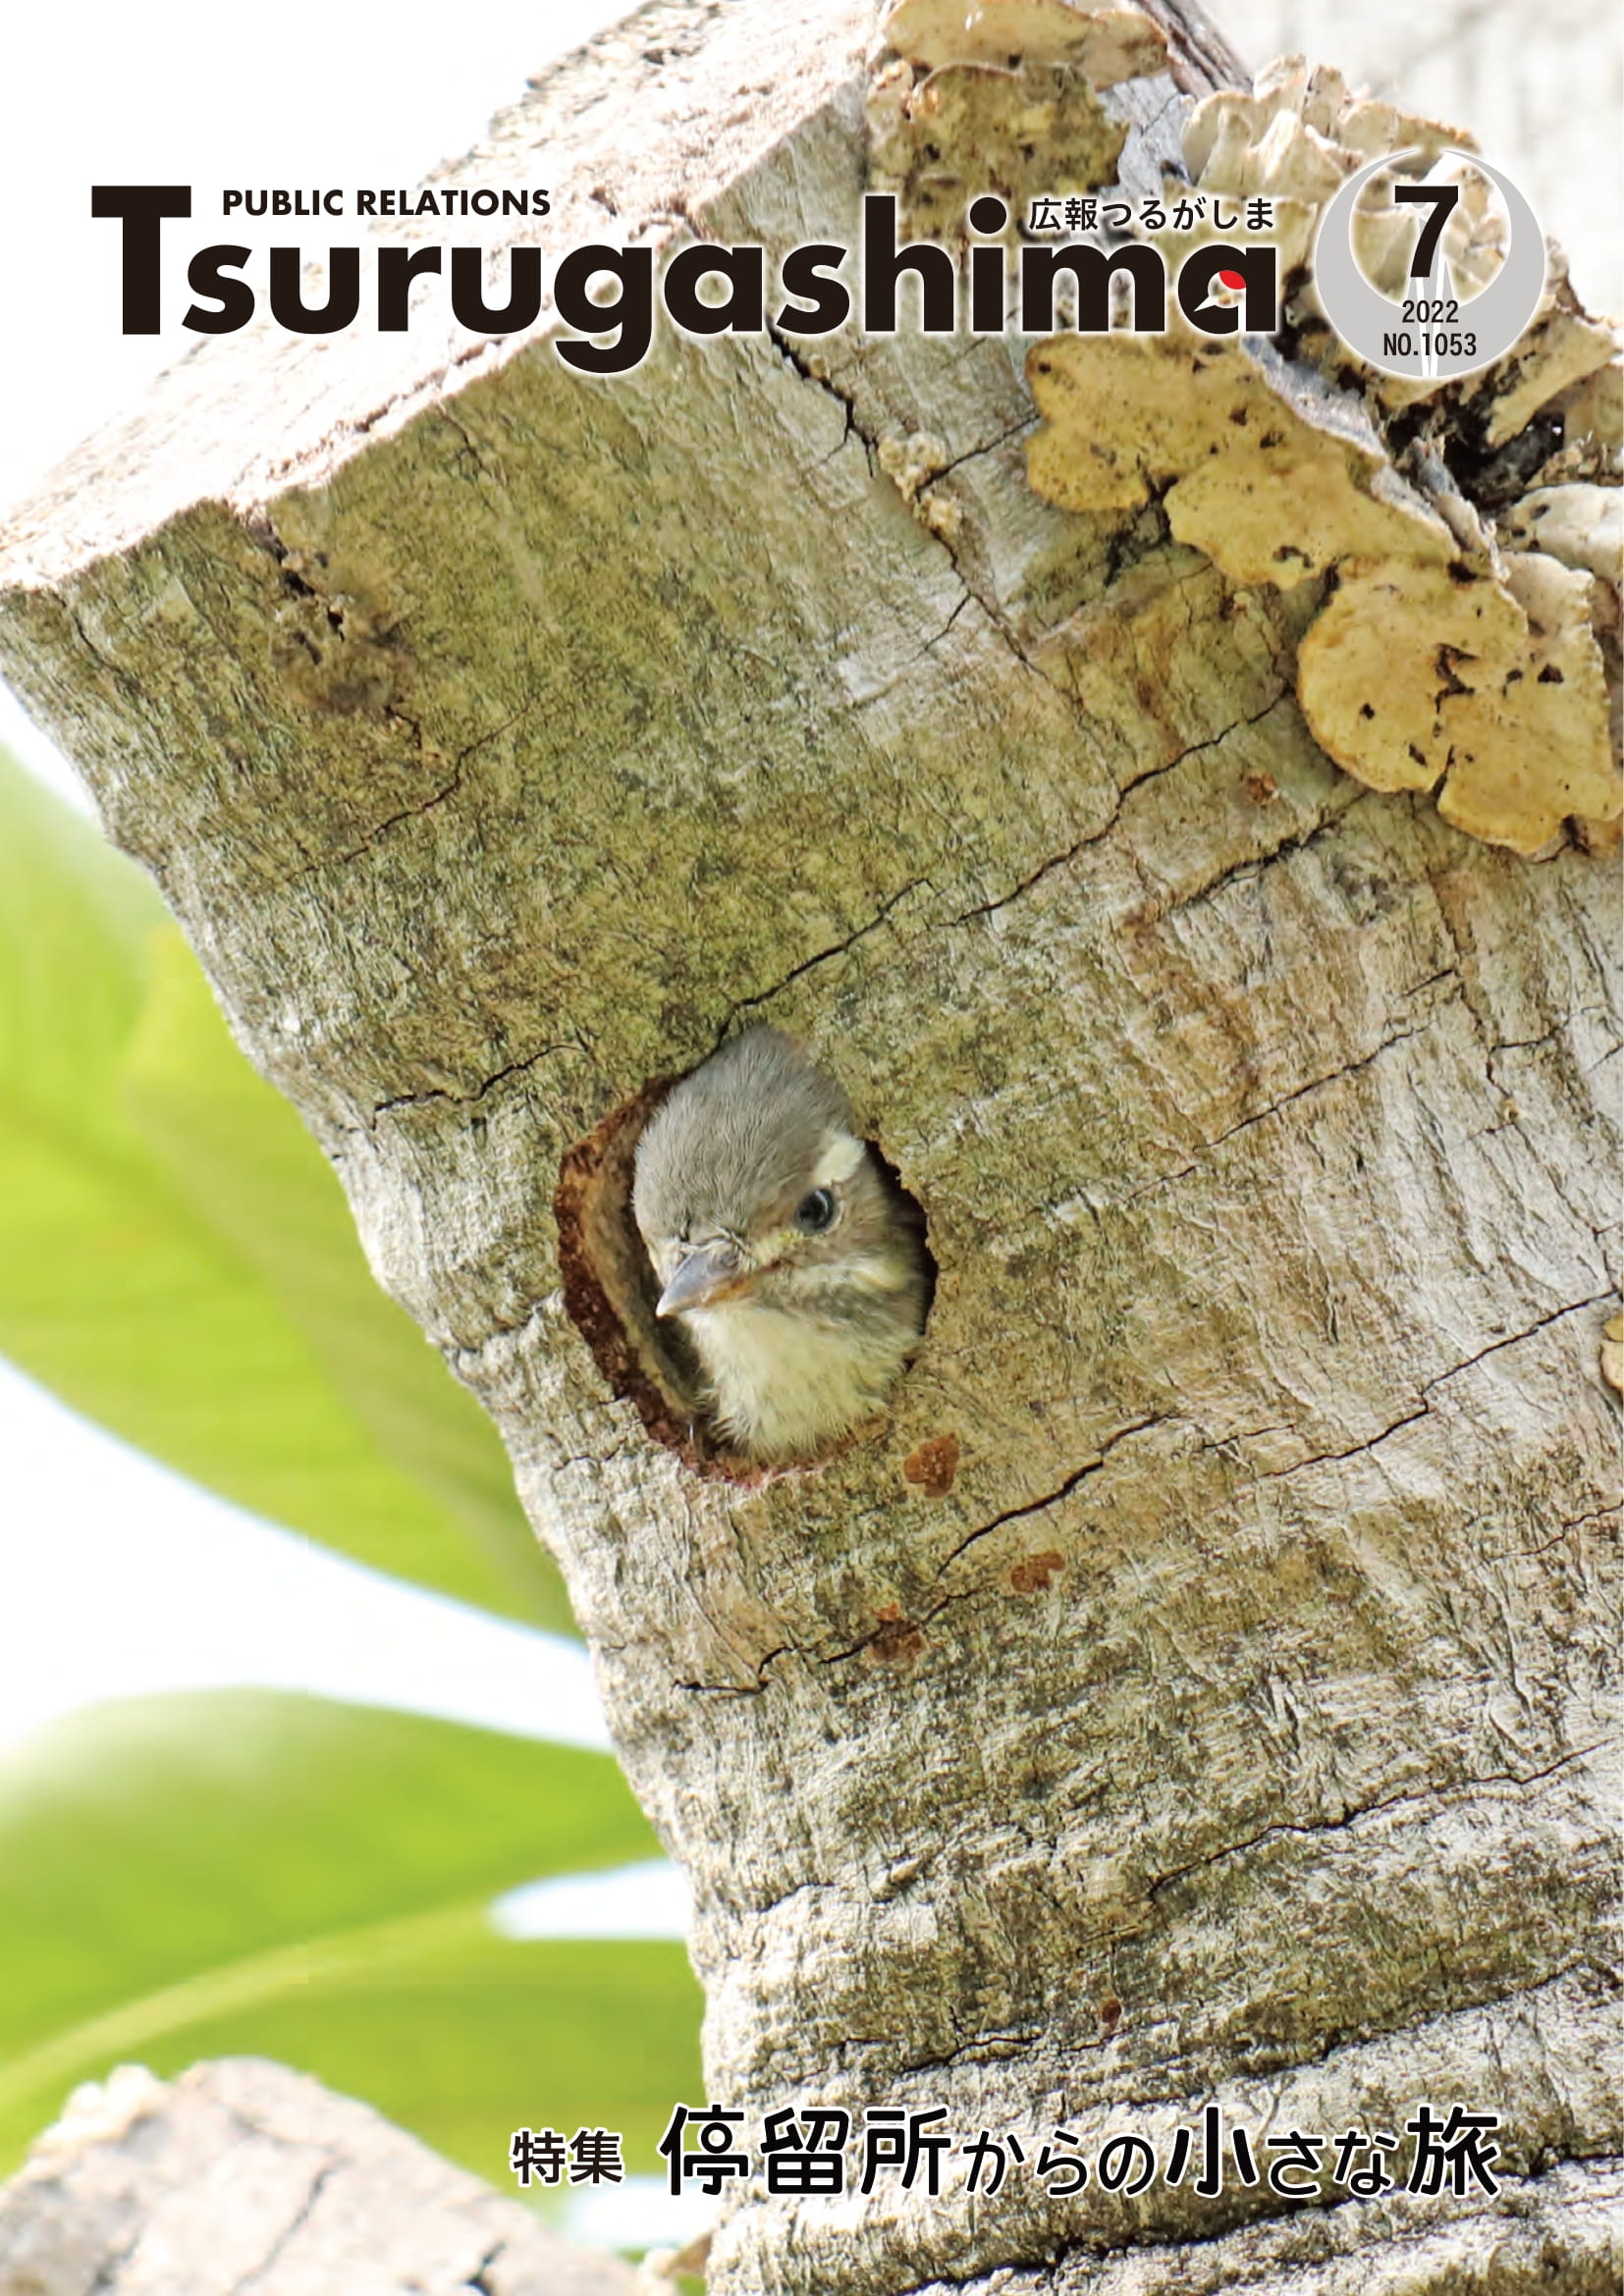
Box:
0 2 1617 2289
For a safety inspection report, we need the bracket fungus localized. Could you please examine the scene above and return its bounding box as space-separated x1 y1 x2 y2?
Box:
1178 55 1615 435
879 0 1166 79
867 59 1128 239
1297 553 1619 854
1181 59 1480 297
1004 35 1622 856
1025 328 1452 584
1500 483 1624 594
1603 1314 1624 1399
867 1 1167 239
860 0 1622 858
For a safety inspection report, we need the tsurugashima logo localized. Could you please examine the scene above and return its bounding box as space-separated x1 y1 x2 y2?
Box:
1313 150 1546 382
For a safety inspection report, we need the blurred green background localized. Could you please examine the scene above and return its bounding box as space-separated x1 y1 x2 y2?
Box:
0 744 701 2195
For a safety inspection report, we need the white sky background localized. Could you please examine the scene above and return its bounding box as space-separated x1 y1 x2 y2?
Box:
0 1357 613 1753
0 0 639 513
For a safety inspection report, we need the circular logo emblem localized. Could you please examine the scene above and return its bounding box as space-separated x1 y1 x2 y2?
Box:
1313 149 1546 381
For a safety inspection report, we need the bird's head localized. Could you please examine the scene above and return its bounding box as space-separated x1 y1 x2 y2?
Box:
631 1028 922 1325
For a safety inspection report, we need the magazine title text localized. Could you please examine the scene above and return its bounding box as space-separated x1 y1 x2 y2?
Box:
91 187 1280 371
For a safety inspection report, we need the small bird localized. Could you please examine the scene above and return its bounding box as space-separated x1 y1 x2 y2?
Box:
631 1028 930 1462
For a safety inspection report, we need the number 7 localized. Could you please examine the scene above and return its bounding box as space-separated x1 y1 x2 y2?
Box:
1394 183 1460 281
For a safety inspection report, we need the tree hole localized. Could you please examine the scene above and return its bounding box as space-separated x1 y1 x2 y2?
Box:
555 1069 935 1481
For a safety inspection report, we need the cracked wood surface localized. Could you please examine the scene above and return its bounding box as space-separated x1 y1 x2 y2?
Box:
0 2059 635 2296
0 0 1617 2289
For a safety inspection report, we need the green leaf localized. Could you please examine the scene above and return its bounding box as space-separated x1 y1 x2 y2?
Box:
0 747 568 1628
0 1692 700 2179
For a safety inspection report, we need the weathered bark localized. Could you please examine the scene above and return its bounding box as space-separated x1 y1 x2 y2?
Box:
0 2 1617 2291
0 2060 636 2294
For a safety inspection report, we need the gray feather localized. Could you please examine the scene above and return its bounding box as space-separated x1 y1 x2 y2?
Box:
633 1028 854 1248
631 1028 929 1460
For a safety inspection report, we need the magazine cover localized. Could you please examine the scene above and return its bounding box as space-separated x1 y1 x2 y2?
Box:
0 1 1617 2290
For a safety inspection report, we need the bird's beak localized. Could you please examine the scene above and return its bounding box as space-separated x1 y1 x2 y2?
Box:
656 1241 752 1317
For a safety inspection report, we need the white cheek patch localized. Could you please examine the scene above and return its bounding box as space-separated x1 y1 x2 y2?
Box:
812 1129 866 1189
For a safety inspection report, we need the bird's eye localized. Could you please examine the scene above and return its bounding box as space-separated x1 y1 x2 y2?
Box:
794 1187 837 1233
